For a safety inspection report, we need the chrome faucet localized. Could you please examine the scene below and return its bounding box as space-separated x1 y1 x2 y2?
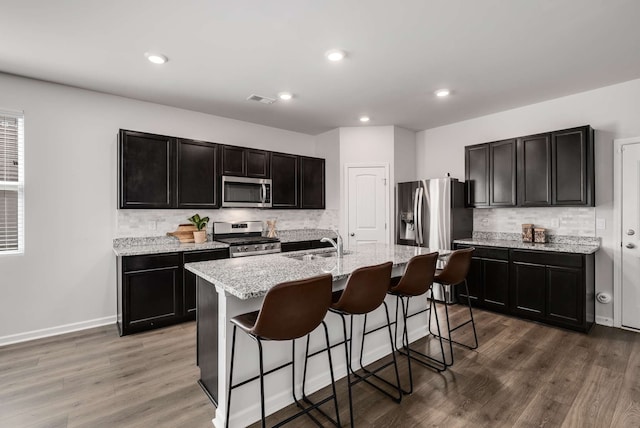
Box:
321 229 344 258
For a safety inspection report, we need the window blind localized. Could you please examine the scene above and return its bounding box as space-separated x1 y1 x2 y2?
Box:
0 111 24 253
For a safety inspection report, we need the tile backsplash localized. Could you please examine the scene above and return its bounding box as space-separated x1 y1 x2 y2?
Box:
116 208 339 238
473 207 596 237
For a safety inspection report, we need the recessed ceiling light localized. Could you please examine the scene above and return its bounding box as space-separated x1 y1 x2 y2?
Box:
326 49 346 62
359 116 370 123
278 92 293 101
145 52 168 64
435 89 450 97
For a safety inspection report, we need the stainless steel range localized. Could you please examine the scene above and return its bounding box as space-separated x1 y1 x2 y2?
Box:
213 221 281 258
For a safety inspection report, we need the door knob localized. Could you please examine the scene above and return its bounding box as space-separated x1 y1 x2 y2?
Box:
627 229 636 236
350 233 355 237
626 243 635 249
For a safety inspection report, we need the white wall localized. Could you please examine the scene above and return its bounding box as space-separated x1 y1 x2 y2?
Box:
0 72 318 343
393 126 417 184
416 77 640 325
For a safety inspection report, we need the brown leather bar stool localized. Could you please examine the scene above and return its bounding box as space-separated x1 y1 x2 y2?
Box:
387 252 445 394
428 247 478 367
322 261 401 428
225 274 341 428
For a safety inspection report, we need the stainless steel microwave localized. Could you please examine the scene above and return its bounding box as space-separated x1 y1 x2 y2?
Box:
221 176 272 208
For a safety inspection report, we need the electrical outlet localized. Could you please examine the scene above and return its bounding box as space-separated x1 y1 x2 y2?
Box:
596 218 606 230
549 218 559 228
148 221 157 230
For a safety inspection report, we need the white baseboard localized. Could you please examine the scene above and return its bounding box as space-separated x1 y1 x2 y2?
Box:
0 316 116 347
595 316 613 327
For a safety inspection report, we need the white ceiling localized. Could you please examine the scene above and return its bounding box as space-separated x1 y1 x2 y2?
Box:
1 0 639 135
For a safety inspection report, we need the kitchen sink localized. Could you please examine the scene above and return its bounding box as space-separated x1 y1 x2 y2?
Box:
285 251 350 261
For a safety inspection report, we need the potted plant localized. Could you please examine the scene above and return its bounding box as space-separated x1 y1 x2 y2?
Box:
188 213 210 244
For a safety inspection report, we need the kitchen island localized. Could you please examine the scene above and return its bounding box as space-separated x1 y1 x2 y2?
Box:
185 243 448 428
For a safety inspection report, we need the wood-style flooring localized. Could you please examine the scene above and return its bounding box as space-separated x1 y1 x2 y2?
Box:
2 307 640 428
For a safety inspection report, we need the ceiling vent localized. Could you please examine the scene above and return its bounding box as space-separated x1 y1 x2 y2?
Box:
247 94 276 104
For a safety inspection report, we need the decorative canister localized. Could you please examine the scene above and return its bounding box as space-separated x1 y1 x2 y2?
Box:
522 224 534 242
534 228 547 243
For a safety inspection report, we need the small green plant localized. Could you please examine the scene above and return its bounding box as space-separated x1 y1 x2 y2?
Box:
188 213 210 231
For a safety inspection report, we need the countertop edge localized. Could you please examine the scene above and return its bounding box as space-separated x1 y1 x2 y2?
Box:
453 239 600 254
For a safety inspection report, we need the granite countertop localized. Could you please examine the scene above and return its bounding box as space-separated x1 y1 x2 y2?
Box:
185 243 450 300
453 237 600 254
113 236 229 256
113 228 339 257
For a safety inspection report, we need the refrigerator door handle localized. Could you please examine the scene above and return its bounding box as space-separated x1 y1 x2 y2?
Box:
417 187 424 246
413 188 421 245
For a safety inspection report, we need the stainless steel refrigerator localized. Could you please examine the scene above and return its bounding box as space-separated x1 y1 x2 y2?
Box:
396 177 472 250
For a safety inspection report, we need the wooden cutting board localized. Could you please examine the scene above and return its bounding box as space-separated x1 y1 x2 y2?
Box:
167 224 197 243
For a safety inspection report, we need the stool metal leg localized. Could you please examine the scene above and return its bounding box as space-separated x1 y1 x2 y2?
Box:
257 338 266 428
225 325 238 428
353 301 402 403
339 312 354 428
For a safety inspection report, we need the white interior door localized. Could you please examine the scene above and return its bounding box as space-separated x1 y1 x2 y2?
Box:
346 165 388 248
622 143 640 330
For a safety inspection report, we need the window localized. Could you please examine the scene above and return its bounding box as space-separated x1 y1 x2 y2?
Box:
0 111 24 254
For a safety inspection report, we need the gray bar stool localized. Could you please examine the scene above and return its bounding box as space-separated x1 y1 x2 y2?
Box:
225 274 341 428
323 261 402 428
388 252 445 394
429 247 478 367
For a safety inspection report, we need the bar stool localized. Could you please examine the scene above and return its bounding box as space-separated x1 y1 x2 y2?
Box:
429 247 478 367
225 274 341 428
387 252 445 394
322 261 401 428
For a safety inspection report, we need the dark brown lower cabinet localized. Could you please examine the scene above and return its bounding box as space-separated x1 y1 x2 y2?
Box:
117 248 229 336
458 246 509 313
280 239 334 253
118 253 182 335
183 249 229 320
454 244 595 332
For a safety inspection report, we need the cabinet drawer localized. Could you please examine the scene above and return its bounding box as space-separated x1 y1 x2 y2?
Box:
281 241 312 253
183 249 229 263
510 250 582 268
123 253 181 272
456 244 509 260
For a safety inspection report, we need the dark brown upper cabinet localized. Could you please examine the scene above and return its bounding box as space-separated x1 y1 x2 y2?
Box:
517 133 551 206
551 126 594 206
119 130 218 209
119 130 175 209
271 152 299 208
465 125 594 208
465 140 516 207
300 156 325 209
489 139 517 207
465 144 490 207
176 139 218 208
221 145 270 178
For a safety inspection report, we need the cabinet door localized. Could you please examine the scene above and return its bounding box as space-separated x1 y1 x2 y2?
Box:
300 157 325 209
281 241 312 253
483 259 509 311
546 266 583 325
271 153 299 208
124 267 181 331
551 126 592 206
221 146 246 176
119 130 174 208
510 262 546 319
183 249 229 319
177 139 217 208
489 139 516 206
246 149 270 178
517 134 551 206
459 257 483 304
465 144 489 207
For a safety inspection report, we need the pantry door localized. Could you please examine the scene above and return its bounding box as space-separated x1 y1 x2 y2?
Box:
621 142 640 330
345 164 389 249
